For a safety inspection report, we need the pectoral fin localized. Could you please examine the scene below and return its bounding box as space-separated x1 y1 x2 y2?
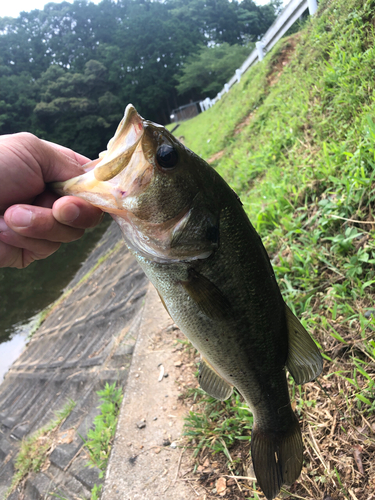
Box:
180 269 232 321
199 358 233 400
285 305 323 384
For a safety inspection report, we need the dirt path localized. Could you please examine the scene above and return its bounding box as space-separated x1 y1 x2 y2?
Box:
102 283 205 499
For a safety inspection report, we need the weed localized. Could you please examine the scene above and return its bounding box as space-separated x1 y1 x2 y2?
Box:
90 483 103 499
184 388 253 464
5 399 76 498
81 382 123 477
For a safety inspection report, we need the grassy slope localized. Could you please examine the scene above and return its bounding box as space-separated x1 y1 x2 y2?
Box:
178 0 375 498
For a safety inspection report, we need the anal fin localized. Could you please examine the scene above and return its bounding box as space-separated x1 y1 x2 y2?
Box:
198 358 233 401
285 305 323 385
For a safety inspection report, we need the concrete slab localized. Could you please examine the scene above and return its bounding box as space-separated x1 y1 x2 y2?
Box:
0 223 149 498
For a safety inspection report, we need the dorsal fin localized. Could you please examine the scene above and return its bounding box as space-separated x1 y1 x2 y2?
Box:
285 305 323 384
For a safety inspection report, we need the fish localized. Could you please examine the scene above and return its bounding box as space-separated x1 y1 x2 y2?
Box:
53 104 323 500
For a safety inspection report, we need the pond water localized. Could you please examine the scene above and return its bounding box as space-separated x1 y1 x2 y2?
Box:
0 215 111 381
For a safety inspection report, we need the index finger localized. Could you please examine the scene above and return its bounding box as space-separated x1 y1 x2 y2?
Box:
42 140 91 167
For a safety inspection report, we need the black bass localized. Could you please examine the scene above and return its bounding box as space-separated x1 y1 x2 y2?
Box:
53 105 323 500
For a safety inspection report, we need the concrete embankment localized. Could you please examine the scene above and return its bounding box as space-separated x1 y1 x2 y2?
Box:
0 223 149 499
0 223 204 500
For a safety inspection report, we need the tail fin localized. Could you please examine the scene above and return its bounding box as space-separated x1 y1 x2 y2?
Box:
251 415 303 500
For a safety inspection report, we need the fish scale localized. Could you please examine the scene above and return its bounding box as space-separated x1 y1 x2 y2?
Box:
53 104 323 500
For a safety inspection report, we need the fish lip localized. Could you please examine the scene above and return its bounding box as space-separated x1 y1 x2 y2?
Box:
93 103 145 182
51 104 146 197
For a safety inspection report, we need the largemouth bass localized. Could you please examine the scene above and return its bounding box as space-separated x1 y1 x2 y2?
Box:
53 105 323 500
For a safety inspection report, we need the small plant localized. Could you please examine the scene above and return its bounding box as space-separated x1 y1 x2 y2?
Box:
184 388 253 463
81 382 123 476
6 399 76 498
91 483 103 499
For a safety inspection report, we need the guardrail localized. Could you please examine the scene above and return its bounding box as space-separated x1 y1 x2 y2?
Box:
199 0 318 112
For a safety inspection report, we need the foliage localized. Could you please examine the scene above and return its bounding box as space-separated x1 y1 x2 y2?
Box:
184 388 253 463
81 382 123 476
33 60 122 157
176 0 375 496
6 400 76 498
90 483 103 500
0 0 279 145
169 0 281 46
7 384 121 499
176 43 252 98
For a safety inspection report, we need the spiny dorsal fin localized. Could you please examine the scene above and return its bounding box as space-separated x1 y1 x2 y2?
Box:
198 357 233 401
285 305 323 385
179 269 232 321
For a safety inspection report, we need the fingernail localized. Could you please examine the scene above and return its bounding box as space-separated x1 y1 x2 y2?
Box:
60 204 80 223
0 217 8 232
9 208 33 228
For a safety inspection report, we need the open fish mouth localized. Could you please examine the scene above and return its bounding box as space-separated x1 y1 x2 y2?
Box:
93 104 144 181
52 103 208 262
52 104 150 213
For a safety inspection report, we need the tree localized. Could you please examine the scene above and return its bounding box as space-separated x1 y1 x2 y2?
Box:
100 0 203 123
0 0 280 143
176 43 251 99
168 0 281 45
0 69 38 134
34 61 122 157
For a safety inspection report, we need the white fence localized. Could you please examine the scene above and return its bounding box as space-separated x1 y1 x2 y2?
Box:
199 0 318 112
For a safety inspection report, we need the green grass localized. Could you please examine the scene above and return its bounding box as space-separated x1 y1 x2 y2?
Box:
185 388 253 464
6 384 122 499
81 382 123 477
179 0 375 497
6 399 76 498
77 383 123 499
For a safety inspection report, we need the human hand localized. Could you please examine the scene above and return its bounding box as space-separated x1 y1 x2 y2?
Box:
0 133 103 268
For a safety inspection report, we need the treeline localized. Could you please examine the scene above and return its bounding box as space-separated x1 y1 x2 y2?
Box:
0 0 279 157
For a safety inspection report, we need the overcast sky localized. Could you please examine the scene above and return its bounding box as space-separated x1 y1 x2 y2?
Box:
2 0 274 20
1 0 102 19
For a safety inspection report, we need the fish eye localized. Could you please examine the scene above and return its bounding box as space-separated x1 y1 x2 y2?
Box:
156 144 178 170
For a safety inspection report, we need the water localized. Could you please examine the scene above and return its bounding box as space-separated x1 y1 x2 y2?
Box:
0 215 111 380
0 313 41 381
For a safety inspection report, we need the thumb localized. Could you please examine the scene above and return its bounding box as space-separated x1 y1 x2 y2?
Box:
39 138 92 183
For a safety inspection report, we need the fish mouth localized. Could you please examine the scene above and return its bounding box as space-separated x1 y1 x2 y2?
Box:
93 104 144 181
52 104 149 212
